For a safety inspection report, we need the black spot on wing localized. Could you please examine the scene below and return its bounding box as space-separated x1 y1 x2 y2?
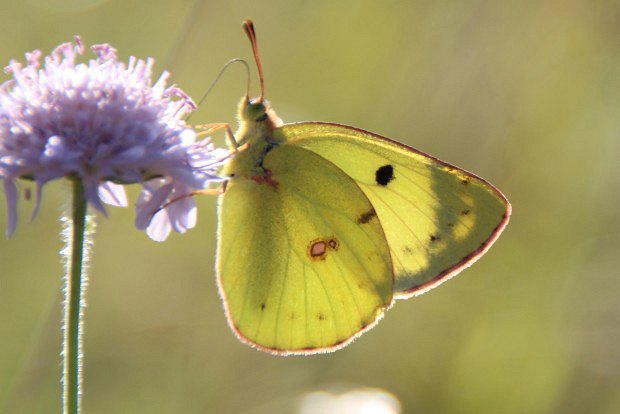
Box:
375 165 395 186
357 208 377 224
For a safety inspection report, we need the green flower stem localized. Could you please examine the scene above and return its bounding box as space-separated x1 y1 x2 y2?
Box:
63 180 89 414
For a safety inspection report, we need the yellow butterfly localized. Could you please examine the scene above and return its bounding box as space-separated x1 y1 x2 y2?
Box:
215 20 511 355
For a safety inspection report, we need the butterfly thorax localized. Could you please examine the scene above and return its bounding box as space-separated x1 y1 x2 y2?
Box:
223 96 284 179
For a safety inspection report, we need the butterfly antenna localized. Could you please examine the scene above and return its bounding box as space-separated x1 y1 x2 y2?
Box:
187 58 250 122
242 19 265 101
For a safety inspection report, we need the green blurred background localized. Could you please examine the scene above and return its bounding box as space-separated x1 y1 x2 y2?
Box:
1 0 619 413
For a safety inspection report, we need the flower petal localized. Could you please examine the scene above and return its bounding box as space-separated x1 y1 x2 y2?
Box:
29 181 44 222
82 180 107 216
168 194 196 234
98 182 128 207
134 178 201 241
146 210 173 242
135 180 174 230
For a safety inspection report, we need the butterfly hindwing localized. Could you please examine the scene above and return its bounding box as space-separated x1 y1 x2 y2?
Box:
216 144 394 354
275 122 511 297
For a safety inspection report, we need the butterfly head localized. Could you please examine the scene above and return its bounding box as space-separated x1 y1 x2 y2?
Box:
241 96 267 123
234 95 283 150
239 95 282 126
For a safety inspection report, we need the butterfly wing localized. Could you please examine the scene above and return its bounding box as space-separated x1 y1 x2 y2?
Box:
275 122 511 298
216 144 394 354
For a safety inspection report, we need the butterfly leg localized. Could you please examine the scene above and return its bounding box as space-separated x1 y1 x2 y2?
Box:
195 123 239 149
152 184 225 217
192 185 226 196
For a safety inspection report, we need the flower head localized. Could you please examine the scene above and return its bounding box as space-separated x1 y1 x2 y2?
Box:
0 37 227 240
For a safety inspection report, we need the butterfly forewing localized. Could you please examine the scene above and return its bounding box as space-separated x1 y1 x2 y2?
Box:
216 144 394 354
276 122 511 298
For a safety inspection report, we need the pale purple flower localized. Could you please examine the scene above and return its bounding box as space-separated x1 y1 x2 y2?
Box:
0 37 227 240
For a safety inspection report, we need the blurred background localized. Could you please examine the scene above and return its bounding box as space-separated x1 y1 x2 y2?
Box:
1 0 619 413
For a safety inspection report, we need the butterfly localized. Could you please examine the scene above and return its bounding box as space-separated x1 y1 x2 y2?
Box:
215 20 511 355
